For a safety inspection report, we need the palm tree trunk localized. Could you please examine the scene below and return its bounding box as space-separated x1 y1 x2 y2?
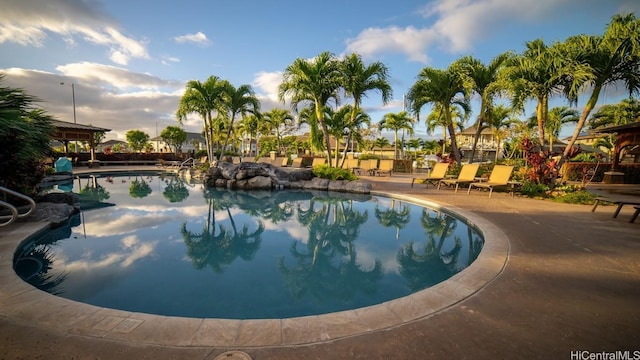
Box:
447 123 462 164
558 87 601 168
536 96 547 147
394 130 399 159
469 119 484 163
221 114 236 159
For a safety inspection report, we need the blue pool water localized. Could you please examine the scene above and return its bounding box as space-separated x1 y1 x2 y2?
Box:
15 173 484 319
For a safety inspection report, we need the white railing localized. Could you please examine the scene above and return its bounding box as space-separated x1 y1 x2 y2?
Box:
0 186 36 227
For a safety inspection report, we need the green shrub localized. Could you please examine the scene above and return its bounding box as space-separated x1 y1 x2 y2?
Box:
551 190 596 204
312 164 357 181
519 181 550 197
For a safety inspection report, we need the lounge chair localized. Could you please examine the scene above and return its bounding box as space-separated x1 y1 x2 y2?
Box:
355 159 378 176
257 157 271 164
290 157 304 168
411 162 449 187
309 157 326 168
437 163 480 193
591 196 640 218
467 165 514 197
341 158 359 173
375 159 394 176
274 157 289 167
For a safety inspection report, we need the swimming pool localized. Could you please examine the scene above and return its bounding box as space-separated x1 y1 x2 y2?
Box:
15 173 484 319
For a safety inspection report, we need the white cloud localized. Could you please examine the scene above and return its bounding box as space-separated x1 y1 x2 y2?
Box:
0 0 148 65
252 71 282 101
345 26 436 63
174 31 210 46
56 62 182 90
2 64 189 140
419 0 564 52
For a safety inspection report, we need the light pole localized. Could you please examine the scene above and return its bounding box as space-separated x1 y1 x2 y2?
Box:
60 82 78 153
60 82 76 124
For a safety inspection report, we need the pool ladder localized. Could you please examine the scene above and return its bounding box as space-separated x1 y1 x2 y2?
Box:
0 186 36 227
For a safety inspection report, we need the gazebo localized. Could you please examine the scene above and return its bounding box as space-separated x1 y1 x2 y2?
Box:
592 122 640 183
50 120 111 166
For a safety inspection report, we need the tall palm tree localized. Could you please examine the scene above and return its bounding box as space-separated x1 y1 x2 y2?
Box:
544 106 579 152
457 53 512 163
340 53 392 159
506 39 570 147
373 137 390 156
279 51 342 167
237 114 260 157
589 97 640 129
485 104 518 162
407 138 423 158
339 106 371 166
560 14 640 167
379 111 415 159
177 76 227 162
408 64 472 165
262 108 294 155
425 103 467 155
219 82 260 157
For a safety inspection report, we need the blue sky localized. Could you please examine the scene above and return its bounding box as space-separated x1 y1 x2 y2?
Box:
1 0 638 142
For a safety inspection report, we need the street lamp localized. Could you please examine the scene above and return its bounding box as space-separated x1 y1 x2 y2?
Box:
59 82 76 124
60 82 78 154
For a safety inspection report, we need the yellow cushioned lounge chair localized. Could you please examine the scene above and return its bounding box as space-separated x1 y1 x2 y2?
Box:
438 163 480 193
411 162 449 187
467 165 514 197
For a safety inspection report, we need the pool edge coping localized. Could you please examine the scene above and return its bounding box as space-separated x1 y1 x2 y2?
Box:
0 190 509 348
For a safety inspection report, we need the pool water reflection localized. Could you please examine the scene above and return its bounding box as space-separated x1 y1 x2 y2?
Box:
15 173 484 319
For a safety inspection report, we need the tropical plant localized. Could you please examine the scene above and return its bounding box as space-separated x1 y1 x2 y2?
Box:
408 64 472 165
0 75 54 196
279 51 342 167
177 76 227 162
560 13 640 167
373 137 390 156
237 114 260 157
456 53 512 163
589 97 640 129
505 39 572 147
340 53 392 162
219 82 260 155
262 108 294 155
379 111 415 159
485 104 518 162
425 103 467 155
544 106 579 152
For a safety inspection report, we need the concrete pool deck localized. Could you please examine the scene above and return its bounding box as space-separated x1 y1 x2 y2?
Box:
1 167 639 359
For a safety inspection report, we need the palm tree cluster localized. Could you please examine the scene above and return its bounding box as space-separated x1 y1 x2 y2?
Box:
406 13 639 168
174 13 638 171
176 76 261 162
278 52 393 167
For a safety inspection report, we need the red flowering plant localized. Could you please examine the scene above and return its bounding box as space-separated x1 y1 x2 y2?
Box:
520 138 583 185
519 138 558 185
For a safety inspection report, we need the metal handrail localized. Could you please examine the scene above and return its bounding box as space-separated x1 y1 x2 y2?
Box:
179 157 195 169
0 200 19 227
0 186 36 226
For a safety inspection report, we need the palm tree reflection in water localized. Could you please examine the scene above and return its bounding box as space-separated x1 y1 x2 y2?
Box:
278 195 383 303
180 189 264 273
16 176 484 318
397 209 482 292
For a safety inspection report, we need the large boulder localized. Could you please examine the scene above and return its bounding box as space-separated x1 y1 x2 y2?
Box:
203 161 369 194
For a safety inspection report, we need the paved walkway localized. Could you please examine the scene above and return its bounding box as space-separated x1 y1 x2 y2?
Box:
1 168 639 359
